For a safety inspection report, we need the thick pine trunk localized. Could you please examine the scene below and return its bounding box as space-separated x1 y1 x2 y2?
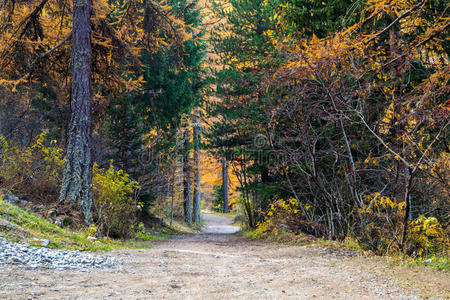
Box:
192 114 201 224
183 127 192 224
222 155 229 213
59 0 93 224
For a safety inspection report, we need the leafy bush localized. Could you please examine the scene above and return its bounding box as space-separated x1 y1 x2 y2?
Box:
356 193 406 254
253 198 300 238
93 162 140 238
356 193 448 256
409 216 447 258
0 131 64 201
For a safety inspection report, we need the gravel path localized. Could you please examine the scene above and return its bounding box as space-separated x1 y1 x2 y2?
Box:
0 213 448 299
201 213 241 234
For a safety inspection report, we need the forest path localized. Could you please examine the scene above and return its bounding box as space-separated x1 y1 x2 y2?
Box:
201 212 240 234
1 213 448 299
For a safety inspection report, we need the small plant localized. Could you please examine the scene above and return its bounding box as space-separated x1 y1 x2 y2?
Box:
356 193 405 254
135 222 155 240
87 224 98 237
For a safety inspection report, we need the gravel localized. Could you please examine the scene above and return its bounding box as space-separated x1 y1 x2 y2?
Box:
0 237 122 271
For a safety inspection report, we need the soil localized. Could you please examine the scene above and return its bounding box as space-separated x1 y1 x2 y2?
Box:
0 213 448 299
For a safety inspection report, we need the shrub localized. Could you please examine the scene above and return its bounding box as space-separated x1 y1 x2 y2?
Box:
92 162 140 238
356 193 448 256
356 193 405 254
0 131 64 201
253 198 300 238
408 216 447 258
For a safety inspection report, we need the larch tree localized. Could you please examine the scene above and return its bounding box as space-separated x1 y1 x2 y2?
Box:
0 0 189 222
58 0 94 223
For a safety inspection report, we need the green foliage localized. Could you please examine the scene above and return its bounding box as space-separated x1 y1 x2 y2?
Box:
271 0 361 38
103 0 207 217
213 184 224 211
407 256 450 272
93 161 141 238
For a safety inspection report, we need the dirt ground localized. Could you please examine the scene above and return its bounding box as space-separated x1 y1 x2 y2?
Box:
0 213 448 300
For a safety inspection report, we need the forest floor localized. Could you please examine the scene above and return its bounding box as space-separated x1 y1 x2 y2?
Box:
0 213 448 300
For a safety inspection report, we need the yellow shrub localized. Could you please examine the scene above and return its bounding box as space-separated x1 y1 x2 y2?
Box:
409 216 447 258
253 198 299 237
356 193 405 254
0 131 64 200
357 193 448 256
93 161 140 238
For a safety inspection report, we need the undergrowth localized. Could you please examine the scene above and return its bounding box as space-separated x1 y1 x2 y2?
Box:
0 198 155 251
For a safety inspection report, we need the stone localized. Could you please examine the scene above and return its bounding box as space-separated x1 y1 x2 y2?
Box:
1 220 18 229
31 204 45 211
2 194 19 205
87 236 97 241
0 237 122 270
31 238 50 247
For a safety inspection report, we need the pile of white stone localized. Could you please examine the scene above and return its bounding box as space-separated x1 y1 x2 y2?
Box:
0 237 121 271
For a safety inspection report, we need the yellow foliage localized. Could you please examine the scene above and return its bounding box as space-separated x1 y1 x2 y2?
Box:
409 216 447 257
0 131 64 193
253 198 299 237
92 161 140 238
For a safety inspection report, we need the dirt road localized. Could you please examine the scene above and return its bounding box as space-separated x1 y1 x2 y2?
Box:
0 213 448 299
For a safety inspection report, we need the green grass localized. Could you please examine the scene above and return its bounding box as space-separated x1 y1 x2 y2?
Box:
0 198 154 251
406 255 450 271
162 218 202 234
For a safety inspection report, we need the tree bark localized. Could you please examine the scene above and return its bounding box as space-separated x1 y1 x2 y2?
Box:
222 155 229 213
400 167 413 252
59 0 93 224
192 114 201 224
183 127 192 224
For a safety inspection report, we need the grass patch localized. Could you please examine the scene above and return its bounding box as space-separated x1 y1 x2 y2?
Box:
163 218 202 234
243 227 315 246
405 255 450 271
0 198 156 251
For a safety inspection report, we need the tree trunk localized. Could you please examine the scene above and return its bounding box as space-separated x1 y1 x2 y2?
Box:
192 114 201 224
183 127 192 224
400 167 413 252
222 155 229 213
59 0 93 224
